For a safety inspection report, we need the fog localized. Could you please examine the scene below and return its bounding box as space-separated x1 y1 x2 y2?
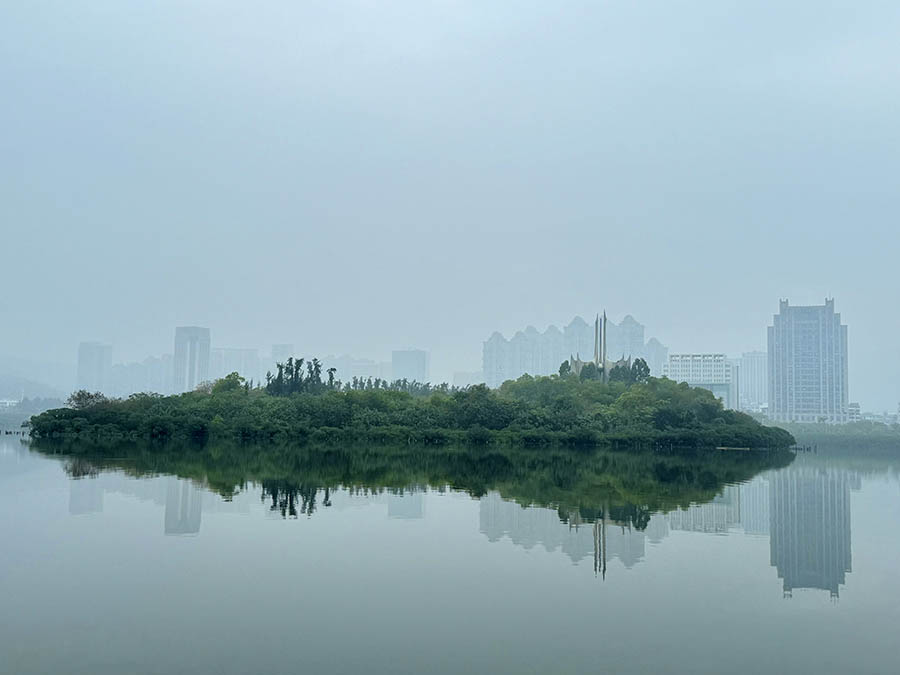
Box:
1 1 898 409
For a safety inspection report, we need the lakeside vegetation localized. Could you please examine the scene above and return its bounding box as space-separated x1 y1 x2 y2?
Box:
29 357 794 449
773 421 900 454
33 440 795 523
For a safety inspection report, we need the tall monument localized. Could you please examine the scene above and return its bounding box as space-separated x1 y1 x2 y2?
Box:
570 311 624 381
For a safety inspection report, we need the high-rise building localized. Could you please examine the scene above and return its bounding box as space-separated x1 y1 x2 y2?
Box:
145 355 171 394
211 348 260 383
739 351 768 412
391 349 429 383
663 353 738 409
173 326 211 393
76 342 112 392
768 299 848 424
109 360 148 397
482 314 668 388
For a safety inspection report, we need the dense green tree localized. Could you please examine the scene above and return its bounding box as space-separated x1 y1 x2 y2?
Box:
212 372 245 394
579 362 600 381
66 390 109 409
631 358 651 384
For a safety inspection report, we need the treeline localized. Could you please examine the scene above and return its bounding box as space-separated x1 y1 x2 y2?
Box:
775 420 900 454
264 356 460 397
28 357 794 449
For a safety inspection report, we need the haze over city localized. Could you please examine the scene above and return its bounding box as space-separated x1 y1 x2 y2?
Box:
5 4 900 675
3 1 899 412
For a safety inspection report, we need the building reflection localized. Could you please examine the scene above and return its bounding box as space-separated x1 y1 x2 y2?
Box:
479 461 858 597
164 478 203 536
770 467 852 598
68 475 104 515
67 472 206 536
667 486 741 534
387 490 425 520
479 493 668 575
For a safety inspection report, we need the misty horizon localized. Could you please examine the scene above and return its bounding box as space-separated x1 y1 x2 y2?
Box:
3 2 899 409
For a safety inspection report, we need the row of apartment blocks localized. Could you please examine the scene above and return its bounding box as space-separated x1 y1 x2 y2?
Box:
479 314 767 413
481 300 851 423
77 329 432 396
482 315 668 388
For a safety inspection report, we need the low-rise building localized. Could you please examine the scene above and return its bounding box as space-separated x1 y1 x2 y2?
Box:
664 353 738 410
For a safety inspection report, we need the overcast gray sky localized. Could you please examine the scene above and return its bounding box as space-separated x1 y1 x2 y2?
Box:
2 1 898 408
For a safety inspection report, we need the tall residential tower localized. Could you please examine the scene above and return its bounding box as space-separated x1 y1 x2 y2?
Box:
76 341 112 392
768 299 848 423
173 326 211 393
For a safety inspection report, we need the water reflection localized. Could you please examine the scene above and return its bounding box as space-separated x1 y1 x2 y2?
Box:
481 459 864 597
165 478 202 536
34 439 888 597
65 470 252 535
770 466 855 598
388 490 425 519
480 493 665 574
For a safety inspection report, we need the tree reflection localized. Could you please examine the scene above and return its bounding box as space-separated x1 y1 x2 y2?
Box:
261 481 325 518
36 439 793 524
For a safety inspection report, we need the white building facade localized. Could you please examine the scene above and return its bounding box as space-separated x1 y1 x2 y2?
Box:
663 353 738 410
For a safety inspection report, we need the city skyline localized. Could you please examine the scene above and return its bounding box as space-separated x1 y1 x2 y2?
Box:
29 296 897 417
3 288 898 409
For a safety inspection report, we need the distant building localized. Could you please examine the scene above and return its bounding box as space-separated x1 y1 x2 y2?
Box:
323 355 392 384
173 327 211 393
643 338 669 379
663 353 738 409
768 299 848 424
452 371 484 388
739 351 768 412
848 402 861 423
77 342 112 392
482 314 668 388
392 349 429 383
211 348 260 383
109 360 147 397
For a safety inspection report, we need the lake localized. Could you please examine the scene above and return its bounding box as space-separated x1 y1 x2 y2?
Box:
1 438 898 675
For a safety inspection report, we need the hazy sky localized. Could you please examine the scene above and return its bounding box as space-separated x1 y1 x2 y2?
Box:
2 1 899 408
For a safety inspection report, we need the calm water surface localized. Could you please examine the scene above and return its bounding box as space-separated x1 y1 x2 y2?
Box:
1 439 898 675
